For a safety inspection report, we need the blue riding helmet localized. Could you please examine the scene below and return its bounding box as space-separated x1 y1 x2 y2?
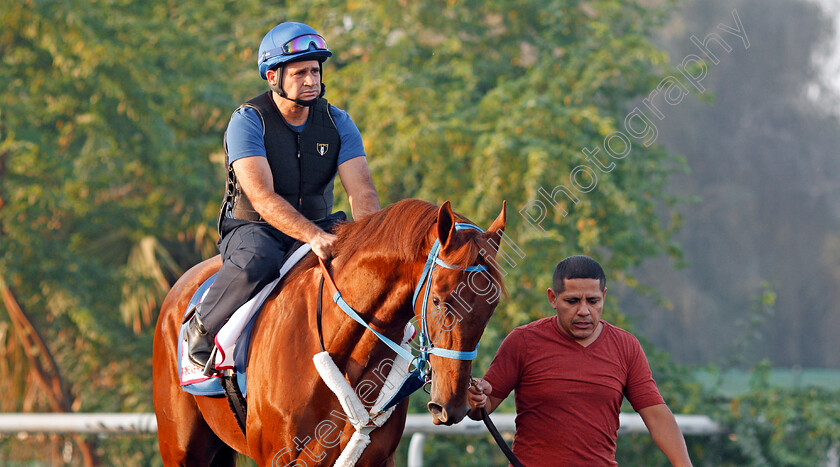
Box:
258 22 333 80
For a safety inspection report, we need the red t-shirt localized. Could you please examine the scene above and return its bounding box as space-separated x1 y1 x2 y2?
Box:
483 317 665 467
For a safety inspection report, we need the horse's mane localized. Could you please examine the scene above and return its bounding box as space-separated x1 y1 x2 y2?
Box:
284 199 505 292
333 199 439 263
335 199 505 292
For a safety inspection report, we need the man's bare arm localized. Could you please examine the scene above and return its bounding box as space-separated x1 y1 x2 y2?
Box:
232 156 335 258
637 404 692 467
337 156 379 220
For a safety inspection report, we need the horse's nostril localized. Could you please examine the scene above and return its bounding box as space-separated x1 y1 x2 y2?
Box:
427 401 447 420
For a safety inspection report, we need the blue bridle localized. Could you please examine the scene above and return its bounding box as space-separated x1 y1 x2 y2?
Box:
412 223 487 363
318 222 488 411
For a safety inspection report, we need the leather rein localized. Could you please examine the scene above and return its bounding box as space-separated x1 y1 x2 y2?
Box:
314 222 523 465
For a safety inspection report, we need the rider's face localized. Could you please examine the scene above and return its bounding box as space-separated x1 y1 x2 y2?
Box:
281 60 321 101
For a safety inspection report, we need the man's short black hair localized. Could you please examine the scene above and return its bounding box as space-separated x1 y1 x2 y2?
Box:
552 255 606 293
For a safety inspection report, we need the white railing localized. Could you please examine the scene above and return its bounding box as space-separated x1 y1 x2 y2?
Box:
0 412 834 467
0 412 722 435
0 412 726 466
2 412 835 467
0 413 158 434
404 413 722 466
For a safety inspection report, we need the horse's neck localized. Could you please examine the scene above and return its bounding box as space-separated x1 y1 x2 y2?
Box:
325 253 417 384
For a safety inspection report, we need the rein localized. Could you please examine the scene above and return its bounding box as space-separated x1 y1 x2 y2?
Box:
315 221 523 465
316 222 486 410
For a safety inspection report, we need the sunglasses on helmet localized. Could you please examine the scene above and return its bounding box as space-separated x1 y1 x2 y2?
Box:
259 34 329 63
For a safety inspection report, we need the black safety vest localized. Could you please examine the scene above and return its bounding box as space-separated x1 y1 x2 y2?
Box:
221 92 341 226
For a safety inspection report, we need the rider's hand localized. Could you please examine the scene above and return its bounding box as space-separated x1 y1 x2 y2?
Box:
309 231 337 260
468 378 493 409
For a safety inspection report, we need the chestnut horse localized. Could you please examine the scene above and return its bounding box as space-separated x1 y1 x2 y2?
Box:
153 199 506 466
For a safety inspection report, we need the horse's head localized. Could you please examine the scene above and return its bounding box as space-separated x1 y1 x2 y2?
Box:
420 200 506 425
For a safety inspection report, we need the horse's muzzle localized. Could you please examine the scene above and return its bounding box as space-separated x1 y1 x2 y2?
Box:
428 401 469 425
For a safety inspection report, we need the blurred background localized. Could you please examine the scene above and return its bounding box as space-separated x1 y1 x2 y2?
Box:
1 0 839 465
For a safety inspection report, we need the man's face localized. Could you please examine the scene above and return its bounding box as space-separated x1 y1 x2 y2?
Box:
280 60 321 101
547 278 605 343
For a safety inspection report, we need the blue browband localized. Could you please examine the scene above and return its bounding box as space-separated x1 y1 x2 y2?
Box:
320 222 488 410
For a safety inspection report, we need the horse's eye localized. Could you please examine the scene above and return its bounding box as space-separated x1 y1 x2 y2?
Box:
432 297 440 306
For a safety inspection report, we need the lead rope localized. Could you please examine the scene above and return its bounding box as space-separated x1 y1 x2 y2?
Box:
481 407 524 467
469 378 524 467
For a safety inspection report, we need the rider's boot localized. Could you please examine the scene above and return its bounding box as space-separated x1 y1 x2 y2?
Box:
185 310 214 368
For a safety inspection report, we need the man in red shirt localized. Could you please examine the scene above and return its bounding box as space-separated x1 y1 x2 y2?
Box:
468 255 692 466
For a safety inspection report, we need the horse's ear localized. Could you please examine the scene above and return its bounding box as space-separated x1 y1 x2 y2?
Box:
484 200 507 250
437 200 456 250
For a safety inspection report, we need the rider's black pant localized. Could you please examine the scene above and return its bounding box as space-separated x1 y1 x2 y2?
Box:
198 212 346 335
198 218 295 335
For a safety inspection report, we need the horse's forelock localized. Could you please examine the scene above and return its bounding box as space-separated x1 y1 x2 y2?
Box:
439 232 507 297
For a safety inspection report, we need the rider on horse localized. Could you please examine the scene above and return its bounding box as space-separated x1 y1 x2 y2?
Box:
185 21 380 368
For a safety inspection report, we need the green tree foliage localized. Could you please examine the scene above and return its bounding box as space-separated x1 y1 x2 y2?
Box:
8 0 835 465
2 0 222 399
301 0 686 347
0 0 260 463
677 362 840 467
1 0 687 463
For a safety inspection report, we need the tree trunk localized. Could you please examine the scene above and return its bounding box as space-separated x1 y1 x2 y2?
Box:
0 275 100 467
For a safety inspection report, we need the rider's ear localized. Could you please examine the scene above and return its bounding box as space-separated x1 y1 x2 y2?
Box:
483 200 506 250
437 200 456 250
